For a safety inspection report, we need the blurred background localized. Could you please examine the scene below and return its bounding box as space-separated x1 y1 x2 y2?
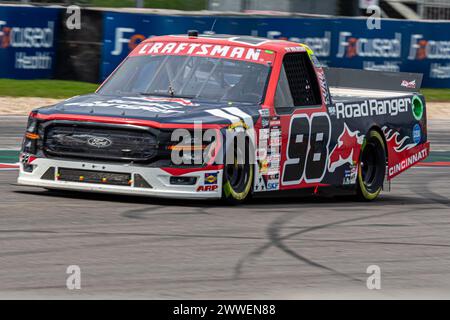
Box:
1 0 450 99
3 0 450 19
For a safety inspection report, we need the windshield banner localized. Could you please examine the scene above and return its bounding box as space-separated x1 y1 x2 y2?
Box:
130 41 276 64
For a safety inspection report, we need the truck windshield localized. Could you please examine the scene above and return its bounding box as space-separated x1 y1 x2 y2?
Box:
98 55 271 104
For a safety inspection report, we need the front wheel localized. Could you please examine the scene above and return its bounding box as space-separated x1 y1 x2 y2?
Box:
357 130 386 201
222 139 253 205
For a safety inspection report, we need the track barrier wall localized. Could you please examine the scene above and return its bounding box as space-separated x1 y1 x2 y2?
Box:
1 5 450 87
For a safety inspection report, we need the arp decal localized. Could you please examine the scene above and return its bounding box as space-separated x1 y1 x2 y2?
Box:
328 123 364 173
197 185 219 192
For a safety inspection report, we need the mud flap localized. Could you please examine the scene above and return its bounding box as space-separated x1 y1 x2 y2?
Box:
383 168 391 192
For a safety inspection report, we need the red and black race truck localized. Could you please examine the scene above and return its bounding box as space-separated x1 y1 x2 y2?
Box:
18 33 430 203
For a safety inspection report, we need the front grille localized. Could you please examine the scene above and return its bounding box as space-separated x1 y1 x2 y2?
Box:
44 124 158 162
58 168 132 186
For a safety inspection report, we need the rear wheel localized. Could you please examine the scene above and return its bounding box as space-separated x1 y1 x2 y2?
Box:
357 130 386 201
222 139 253 205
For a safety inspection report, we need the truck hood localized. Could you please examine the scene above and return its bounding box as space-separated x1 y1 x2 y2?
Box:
35 94 262 126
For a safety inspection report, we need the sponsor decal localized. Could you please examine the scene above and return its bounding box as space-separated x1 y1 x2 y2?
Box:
134 41 275 64
337 32 401 59
413 124 422 144
255 124 282 192
265 31 331 58
401 80 416 89
267 181 279 190
142 97 198 106
430 63 450 79
408 34 450 60
197 185 219 192
0 21 54 49
388 145 429 178
270 136 281 147
20 153 37 165
259 129 270 140
254 174 267 192
285 46 306 53
65 98 184 114
317 69 330 105
328 123 365 172
270 117 281 127
327 105 337 117
259 159 269 174
343 165 358 185
87 137 112 148
363 61 400 72
258 109 270 117
204 172 218 185
334 97 411 120
0 20 55 70
309 54 323 68
412 95 424 121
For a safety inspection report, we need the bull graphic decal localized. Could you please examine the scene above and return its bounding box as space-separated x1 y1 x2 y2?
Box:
328 123 364 172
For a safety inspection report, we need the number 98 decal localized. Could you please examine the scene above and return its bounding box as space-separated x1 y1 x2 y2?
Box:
282 113 331 185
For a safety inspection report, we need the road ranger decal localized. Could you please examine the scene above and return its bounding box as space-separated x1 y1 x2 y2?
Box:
334 97 411 119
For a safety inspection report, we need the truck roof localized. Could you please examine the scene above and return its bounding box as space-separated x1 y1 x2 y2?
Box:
141 34 308 54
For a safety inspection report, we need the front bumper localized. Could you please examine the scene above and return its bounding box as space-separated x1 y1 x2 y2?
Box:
17 158 223 200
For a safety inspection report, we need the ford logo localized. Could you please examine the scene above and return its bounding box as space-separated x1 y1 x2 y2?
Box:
87 137 112 148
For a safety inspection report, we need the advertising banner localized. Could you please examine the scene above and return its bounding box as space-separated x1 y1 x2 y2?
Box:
0 6 60 79
101 12 450 88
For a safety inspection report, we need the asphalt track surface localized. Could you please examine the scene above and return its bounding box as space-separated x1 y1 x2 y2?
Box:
0 116 450 299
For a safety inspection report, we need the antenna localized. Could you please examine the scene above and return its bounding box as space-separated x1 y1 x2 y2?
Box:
209 18 217 34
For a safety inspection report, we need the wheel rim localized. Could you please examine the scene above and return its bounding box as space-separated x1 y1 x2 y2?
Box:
225 148 250 194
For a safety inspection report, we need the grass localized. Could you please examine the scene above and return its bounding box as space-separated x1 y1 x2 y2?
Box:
0 79 99 99
420 89 450 102
0 79 449 102
85 0 207 10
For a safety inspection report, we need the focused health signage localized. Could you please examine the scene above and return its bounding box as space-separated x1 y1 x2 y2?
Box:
0 6 60 79
101 12 450 88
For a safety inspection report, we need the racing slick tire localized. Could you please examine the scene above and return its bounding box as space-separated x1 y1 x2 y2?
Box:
222 136 254 205
356 130 386 201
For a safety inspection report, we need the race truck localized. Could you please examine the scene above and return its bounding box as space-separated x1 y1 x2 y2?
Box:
18 32 430 204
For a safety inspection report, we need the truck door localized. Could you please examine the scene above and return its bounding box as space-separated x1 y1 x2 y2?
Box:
273 52 332 191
